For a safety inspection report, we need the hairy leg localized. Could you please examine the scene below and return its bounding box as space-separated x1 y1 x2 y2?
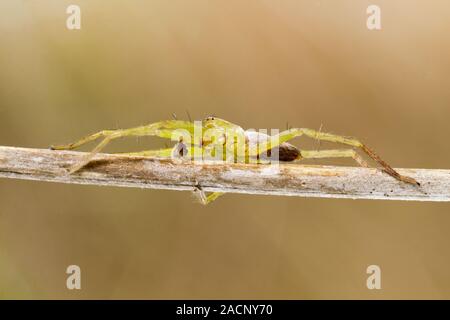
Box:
300 149 369 167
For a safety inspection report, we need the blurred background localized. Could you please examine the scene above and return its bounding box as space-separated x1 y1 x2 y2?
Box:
0 0 449 299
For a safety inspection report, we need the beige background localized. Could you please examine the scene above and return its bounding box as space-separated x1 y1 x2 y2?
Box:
0 0 449 299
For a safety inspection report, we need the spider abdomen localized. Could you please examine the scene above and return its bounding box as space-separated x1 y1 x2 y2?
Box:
244 131 301 162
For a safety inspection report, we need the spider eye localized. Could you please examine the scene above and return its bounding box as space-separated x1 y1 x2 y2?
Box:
205 116 215 121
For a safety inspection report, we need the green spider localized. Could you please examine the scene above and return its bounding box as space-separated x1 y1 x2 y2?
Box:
50 116 419 204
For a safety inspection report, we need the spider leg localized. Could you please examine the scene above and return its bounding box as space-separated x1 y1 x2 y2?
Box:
299 149 369 167
51 120 195 150
193 182 224 205
68 130 124 174
120 148 174 158
120 144 205 159
195 190 224 205
250 128 419 185
50 130 116 150
51 121 194 174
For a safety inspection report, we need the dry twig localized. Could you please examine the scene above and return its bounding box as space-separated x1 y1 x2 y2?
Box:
0 146 449 202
